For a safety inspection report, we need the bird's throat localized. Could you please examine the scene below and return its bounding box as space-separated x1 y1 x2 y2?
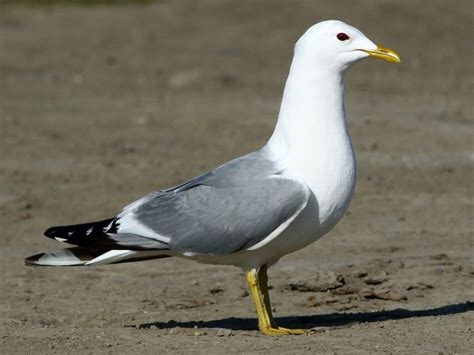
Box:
268 57 350 163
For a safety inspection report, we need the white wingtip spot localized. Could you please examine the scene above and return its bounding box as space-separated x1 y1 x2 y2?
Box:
103 220 114 232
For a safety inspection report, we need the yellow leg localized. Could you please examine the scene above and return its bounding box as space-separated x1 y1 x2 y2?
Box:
257 265 275 327
246 266 304 335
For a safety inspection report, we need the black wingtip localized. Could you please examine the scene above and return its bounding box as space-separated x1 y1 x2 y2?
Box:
44 226 59 238
43 218 116 242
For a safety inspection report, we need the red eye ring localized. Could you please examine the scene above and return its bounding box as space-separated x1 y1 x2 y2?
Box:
337 33 350 41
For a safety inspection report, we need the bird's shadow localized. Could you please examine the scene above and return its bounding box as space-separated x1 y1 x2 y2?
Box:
130 301 473 331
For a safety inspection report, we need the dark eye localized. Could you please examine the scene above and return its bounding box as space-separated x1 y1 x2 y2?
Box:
337 33 350 41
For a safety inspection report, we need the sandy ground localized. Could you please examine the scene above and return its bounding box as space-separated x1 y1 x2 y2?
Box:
0 0 473 353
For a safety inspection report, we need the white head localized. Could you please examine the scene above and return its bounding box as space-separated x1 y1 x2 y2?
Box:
295 20 400 73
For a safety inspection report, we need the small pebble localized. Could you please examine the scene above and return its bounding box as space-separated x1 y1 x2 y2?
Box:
216 328 233 337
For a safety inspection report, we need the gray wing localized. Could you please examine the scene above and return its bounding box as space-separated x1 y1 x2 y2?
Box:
117 175 310 255
114 148 310 255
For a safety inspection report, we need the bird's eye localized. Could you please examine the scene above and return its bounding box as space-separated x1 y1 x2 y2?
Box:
337 33 350 41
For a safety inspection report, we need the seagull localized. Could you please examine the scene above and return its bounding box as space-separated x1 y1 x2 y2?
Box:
25 20 400 335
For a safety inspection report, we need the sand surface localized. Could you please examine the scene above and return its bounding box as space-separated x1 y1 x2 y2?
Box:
0 1 472 353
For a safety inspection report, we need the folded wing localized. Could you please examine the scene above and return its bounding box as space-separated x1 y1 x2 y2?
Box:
117 175 310 255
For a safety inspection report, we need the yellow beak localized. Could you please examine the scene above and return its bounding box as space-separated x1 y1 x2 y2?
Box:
360 45 401 63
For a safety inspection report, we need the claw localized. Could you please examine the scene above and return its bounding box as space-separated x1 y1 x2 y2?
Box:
260 326 305 336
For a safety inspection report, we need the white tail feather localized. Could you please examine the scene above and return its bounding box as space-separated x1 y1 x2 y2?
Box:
84 249 167 266
25 247 168 266
86 250 137 266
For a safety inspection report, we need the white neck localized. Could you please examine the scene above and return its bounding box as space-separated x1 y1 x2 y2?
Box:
265 50 356 224
267 50 348 159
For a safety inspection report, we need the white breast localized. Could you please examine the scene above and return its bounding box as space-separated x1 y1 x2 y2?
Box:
293 133 356 231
